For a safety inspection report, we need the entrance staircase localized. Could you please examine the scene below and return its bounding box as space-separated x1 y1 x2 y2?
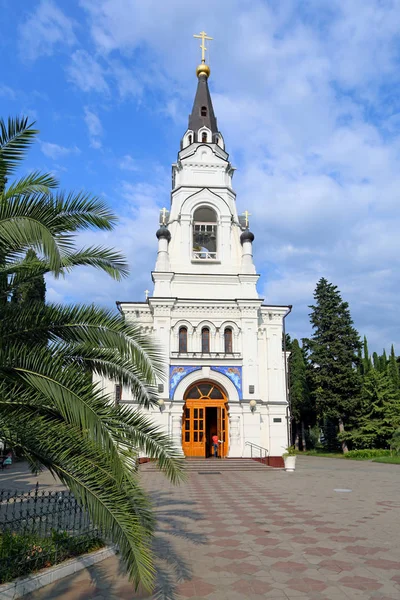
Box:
142 458 273 473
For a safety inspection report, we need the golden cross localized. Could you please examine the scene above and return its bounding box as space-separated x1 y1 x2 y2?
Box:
161 207 168 225
193 30 213 63
243 210 251 228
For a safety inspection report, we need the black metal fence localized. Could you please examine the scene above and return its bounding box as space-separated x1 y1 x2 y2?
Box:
0 485 104 584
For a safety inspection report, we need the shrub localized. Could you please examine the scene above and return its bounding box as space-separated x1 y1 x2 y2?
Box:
344 449 391 459
390 428 400 455
0 531 104 583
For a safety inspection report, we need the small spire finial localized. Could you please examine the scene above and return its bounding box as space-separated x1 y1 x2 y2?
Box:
193 30 213 63
160 207 168 225
145 289 150 300
193 30 213 78
243 210 251 228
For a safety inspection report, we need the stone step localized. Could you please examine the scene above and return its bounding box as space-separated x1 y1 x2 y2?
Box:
141 458 273 472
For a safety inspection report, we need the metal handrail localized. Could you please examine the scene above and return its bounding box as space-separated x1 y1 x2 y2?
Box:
245 441 269 463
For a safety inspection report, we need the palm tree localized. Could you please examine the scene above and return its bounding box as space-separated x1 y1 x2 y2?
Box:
0 117 184 590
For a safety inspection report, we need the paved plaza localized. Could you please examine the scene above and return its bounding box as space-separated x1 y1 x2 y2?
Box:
5 456 400 599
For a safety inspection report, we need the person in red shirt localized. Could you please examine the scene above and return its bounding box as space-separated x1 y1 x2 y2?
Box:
212 434 220 458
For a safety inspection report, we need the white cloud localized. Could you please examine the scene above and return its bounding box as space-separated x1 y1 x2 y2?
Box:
83 108 103 149
67 50 109 93
40 141 80 160
19 0 76 61
54 0 400 351
119 155 138 172
0 85 16 98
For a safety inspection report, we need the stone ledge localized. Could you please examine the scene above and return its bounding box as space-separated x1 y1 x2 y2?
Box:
0 545 116 600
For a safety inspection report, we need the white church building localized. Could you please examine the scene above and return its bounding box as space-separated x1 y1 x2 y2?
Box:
101 53 291 466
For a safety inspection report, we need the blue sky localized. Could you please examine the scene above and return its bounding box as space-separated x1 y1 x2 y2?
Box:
1 0 400 352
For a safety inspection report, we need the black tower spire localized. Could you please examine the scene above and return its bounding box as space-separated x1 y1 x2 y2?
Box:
188 72 219 143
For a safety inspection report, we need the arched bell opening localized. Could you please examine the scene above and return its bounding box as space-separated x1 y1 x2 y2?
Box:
192 206 218 260
182 381 229 458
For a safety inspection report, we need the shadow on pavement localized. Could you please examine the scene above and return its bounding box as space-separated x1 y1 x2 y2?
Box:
24 490 206 600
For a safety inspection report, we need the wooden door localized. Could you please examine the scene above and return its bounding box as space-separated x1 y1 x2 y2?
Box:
182 404 205 457
182 382 229 458
217 405 227 458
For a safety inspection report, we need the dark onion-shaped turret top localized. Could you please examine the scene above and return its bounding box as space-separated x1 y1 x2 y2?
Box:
156 226 171 242
240 229 255 244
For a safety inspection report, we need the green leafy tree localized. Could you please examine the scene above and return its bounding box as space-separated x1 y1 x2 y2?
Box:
372 352 380 370
388 345 399 389
347 370 400 449
304 278 361 453
289 339 311 450
0 117 183 590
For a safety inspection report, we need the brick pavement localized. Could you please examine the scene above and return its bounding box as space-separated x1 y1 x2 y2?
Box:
14 456 400 599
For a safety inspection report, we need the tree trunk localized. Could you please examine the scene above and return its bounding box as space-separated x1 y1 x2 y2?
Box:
301 421 307 451
294 423 299 451
338 417 349 453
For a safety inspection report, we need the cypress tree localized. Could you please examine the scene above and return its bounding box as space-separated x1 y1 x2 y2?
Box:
304 278 361 453
362 336 371 375
388 345 399 389
372 352 380 370
11 249 46 305
289 339 311 450
357 347 363 375
380 349 388 373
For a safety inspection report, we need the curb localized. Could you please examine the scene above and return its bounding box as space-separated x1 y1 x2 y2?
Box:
0 546 116 599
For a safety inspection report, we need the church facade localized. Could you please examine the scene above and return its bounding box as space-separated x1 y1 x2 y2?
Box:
100 57 291 465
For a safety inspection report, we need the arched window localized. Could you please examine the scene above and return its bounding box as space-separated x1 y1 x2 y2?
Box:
202 327 210 353
201 106 207 117
224 328 233 354
202 132 207 143
179 327 188 353
188 134 192 144
192 206 217 260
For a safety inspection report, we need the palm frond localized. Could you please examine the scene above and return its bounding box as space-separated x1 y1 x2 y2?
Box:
51 191 118 231
0 402 156 590
0 117 38 178
0 215 64 271
3 171 58 198
59 246 129 280
1 303 164 382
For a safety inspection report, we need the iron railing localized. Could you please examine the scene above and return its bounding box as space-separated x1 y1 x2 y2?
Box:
0 485 103 584
245 441 269 464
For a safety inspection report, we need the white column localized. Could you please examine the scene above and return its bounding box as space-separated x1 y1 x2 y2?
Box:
170 405 185 456
155 236 170 271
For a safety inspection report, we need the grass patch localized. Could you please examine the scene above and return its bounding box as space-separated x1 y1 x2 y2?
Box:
299 449 392 460
372 456 400 464
300 451 345 458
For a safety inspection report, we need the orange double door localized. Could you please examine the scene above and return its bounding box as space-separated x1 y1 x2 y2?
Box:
181 382 228 458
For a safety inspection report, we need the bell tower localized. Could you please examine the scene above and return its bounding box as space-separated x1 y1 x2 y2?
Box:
108 34 291 464
152 39 258 300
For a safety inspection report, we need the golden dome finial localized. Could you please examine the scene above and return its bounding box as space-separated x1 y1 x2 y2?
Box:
196 63 211 78
193 30 212 78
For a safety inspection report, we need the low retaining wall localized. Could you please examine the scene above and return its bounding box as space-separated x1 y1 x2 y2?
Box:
0 546 116 600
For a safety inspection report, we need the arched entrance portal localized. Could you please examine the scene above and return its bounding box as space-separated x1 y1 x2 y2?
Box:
182 381 228 458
